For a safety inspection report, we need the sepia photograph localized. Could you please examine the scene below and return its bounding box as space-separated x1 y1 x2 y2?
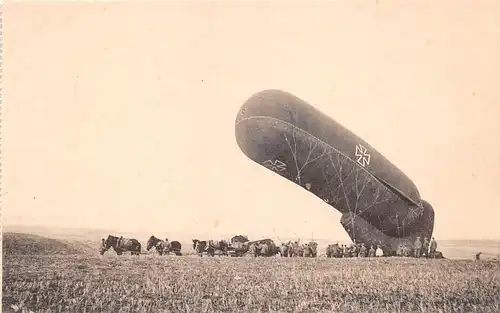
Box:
2 1 500 312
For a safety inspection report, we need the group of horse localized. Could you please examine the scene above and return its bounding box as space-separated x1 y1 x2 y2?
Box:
98 234 321 258
99 235 182 256
190 237 320 257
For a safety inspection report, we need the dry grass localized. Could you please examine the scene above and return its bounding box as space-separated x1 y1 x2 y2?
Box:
3 254 500 313
2 232 93 256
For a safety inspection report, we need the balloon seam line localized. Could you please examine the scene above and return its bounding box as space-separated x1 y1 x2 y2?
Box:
237 115 410 204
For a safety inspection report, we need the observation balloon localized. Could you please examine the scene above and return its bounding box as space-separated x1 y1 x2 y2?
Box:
234 89 434 255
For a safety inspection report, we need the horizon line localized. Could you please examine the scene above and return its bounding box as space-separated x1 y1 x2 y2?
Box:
3 223 500 242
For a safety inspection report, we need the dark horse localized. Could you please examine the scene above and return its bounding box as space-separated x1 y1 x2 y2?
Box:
146 235 182 256
100 235 141 256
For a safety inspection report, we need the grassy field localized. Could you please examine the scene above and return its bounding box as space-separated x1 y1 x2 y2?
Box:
2 232 95 256
3 253 500 313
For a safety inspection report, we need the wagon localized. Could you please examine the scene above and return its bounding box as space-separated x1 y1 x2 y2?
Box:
227 241 248 257
226 235 278 257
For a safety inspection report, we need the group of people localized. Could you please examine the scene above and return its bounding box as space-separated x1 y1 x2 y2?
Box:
333 243 384 258
396 236 438 258
329 236 440 258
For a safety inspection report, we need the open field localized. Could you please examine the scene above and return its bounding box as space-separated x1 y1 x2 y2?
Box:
3 232 500 312
3 253 500 313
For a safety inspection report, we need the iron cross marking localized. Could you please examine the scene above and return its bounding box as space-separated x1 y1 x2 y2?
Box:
262 159 287 172
355 144 371 167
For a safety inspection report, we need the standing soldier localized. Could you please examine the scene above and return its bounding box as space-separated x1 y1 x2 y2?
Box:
359 243 367 257
353 244 359 257
368 245 375 257
375 245 384 257
403 245 411 257
280 243 286 257
429 237 437 257
396 244 403 257
422 237 430 257
164 238 171 255
100 238 106 253
285 241 291 257
292 241 299 257
414 237 422 258
342 245 348 258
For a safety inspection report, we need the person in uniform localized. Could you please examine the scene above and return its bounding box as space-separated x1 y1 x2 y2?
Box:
292 241 299 257
164 238 171 255
404 245 412 257
353 244 359 257
342 245 348 258
359 243 367 258
414 237 422 258
429 237 437 257
396 244 403 257
375 245 384 257
422 237 430 257
401 245 406 257
368 245 376 257
350 244 356 257
280 243 286 257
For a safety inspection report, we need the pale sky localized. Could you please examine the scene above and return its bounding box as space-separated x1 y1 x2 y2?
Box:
4 1 500 241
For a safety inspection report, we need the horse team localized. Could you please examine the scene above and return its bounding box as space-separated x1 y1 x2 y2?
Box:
99 234 321 258
99 235 182 256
